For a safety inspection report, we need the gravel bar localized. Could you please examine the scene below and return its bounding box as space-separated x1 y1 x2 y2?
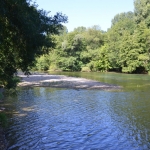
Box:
18 74 121 90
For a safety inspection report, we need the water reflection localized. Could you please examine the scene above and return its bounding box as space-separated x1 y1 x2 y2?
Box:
3 86 150 150
110 91 150 149
49 71 150 91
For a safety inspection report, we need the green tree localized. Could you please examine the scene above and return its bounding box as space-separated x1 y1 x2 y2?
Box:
111 11 134 26
134 0 150 26
0 0 67 88
84 25 104 50
58 32 86 71
74 26 87 33
131 22 150 73
94 45 111 72
107 12 136 72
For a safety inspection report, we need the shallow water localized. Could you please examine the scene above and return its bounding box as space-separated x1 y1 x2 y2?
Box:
3 72 150 149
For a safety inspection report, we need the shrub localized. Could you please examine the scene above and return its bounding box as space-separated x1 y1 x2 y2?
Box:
81 66 91 72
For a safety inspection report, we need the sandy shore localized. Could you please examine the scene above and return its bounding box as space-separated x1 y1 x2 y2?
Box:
18 74 121 90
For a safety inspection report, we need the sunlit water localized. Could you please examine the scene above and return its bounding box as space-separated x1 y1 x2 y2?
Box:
3 72 150 150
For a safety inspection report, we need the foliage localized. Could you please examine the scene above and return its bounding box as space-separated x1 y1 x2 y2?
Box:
5 76 21 89
134 0 150 26
81 66 91 72
0 0 67 88
35 6 150 74
111 11 134 26
35 55 50 71
3 0 150 76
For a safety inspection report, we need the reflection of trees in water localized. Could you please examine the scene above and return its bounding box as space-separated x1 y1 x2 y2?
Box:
109 91 150 148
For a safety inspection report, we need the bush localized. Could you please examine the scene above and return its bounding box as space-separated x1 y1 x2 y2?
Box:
5 76 21 89
49 64 61 71
81 66 91 72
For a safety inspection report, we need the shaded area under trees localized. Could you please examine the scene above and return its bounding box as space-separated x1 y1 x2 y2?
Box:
0 0 67 88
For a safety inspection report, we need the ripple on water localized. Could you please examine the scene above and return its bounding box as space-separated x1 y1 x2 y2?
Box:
5 87 150 150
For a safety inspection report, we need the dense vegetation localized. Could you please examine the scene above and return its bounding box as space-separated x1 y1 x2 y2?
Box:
34 0 150 74
1 0 150 89
0 0 67 88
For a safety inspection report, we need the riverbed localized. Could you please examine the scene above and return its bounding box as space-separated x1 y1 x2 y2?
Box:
3 72 150 149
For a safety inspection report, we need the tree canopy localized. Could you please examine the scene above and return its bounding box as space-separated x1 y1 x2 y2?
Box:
34 0 150 75
0 0 67 88
1 0 150 88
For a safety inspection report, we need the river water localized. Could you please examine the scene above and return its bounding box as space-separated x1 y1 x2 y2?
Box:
3 72 150 150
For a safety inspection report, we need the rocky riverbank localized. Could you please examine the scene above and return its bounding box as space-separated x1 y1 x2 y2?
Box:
18 74 121 90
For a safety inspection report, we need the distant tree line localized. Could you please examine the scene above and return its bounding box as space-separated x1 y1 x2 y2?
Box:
34 0 150 74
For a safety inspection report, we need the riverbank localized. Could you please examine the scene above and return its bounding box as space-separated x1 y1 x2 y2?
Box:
18 74 121 90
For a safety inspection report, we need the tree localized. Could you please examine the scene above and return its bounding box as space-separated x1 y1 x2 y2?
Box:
107 12 136 72
0 0 67 88
58 31 86 71
130 22 150 73
74 26 86 33
111 11 134 26
134 0 150 26
84 26 104 50
94 45 111 72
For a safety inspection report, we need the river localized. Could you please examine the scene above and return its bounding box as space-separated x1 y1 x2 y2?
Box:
3 72 150 150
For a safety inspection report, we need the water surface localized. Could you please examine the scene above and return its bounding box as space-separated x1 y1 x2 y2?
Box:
4 72 150 150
